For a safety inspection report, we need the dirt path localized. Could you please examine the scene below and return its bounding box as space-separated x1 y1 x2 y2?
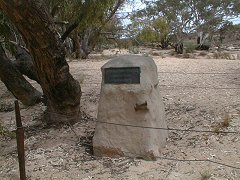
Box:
0 55 240 179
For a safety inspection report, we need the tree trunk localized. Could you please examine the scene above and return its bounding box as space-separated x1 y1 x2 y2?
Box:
0 44 42 106
175 42 183 54
196 32 210 50
0 0 81 124
80 30 91 59
74 30 81 59
160 38 169 49
80 28 101 59
13 46 39 83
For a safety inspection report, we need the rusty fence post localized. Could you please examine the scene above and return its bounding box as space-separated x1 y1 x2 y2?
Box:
15 100 26 180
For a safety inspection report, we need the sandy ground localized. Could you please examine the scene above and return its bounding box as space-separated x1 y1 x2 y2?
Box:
0 49 240 179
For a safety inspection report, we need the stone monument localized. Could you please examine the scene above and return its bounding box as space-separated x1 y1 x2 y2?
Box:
93 55 168 160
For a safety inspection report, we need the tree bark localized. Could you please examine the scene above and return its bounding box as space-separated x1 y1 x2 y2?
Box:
80 29 91 59
175 42 183 54
73 30 81 59
13 46 39 83
196 32 210 50
160 38 169 49
0 0 81 123
80 28 101 59
0 44 42 106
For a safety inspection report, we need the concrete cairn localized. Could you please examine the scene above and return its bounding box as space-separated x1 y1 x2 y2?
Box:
93 55 168 160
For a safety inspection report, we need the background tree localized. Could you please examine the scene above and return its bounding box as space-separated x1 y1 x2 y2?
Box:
131 0 240 53
47 0 125 59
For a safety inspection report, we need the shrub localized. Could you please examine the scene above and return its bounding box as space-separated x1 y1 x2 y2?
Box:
212 52 232 59
184 41 198 53
199 51 208 56
128 47 140 54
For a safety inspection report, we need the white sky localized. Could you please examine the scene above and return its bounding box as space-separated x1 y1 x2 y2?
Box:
231 17 240 25
120 0 145 26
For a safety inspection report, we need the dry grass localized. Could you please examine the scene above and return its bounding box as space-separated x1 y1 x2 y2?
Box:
0 102 14 112
212 52 233 60
0 123 15 139
214 112 231 133
182 53 191 58
200 171 212 180
199 51 208 56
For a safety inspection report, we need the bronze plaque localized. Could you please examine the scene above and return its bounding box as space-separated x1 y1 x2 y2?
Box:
104 67 140 84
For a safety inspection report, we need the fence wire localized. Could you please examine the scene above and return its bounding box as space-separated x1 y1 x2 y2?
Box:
69 129 240 170
12 68 240 171
16 104 240 171
54 111 239 134
80 82 240 90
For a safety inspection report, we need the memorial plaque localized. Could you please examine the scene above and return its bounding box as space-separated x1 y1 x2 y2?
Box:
104 67 140 84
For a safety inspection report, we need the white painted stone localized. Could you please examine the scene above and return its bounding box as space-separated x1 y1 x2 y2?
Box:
93 55 168 160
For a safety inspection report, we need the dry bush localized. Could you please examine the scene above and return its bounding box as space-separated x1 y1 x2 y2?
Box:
128 47 141 54
212 52 232 59
199 51 208 56
169 50 176 56
214 112 231 133
182 53 191 58
151 51 162 56
200 171 212 180
181 53 196 59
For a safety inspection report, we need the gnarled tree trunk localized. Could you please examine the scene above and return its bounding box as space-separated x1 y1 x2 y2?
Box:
0 0 81 124
13 46 39 83
0 44 42 106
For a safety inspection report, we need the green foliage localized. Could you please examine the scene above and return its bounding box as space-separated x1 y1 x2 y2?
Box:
134 0 240 44
184 41 198 53
137 27 158 43
152 18 170 37
130 16 171 47
47 0 121 33
118 38 135 49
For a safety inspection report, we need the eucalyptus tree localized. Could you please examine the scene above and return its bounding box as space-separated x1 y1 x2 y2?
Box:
0 0 126 123
0 0 81 123
46 0 125 58
133 0 240 52
0 11 42 106
130 16 170 48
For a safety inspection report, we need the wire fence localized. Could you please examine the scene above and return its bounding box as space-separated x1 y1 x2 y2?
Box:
77 142 240 170
80 82 240 90
75 69 240 90
18 107 240 170
18 108 240 170
7 68 240 172
78 68 240 75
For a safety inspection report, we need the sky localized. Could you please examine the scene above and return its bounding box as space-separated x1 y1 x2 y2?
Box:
231 17 240 25
120 0 145 25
